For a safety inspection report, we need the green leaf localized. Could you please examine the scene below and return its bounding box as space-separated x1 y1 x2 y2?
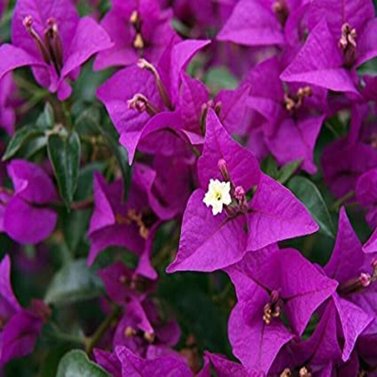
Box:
72 61 113 103
45 259 103 305
2 126 44 161
158 272 231 355
39 344 73 377
357 58 377 75
205 67 238 92
112 145 130 197
75 106 101 136
48 131 81 207
75 161 106 200
61 162 104 254
262 156 301 183
36 102 55 129
172 19 191 37
261 155 279 179
56 350 109 377
22 135 48 159
75 110 130 198
288 176 335 238
277 160 302 184
62 210 91 254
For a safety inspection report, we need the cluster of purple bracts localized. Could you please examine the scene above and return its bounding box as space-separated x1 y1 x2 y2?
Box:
0 0 377 375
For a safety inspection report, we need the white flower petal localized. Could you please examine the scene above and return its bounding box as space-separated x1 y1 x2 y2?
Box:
203 179 232 216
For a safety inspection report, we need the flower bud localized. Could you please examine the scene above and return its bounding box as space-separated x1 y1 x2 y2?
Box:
217 159 230 181
234 186 245 201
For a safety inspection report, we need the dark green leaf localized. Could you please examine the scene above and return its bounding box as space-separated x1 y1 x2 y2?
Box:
172 19 192 37
288 176 335 238
61 210 91 254
72 61 113 103
22 135 48 159
45 259 103 305
277 160 302 184
48 131 81 207
60 162 102 253
75 106 101 136
2 126 44 161
76 111 130 198
205 67 238 92
261 155 279 179
357 58 377 75
36 102 55 129
56 350 109 377
112 145 130 198
158 272 231 355
39 344 73 377
75 162 106 201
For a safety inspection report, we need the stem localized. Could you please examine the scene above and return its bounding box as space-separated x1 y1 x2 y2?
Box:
152 226 180 266
324 121 340 138
302 234 316 258
85 305 122 354
60 242 73 265
0 7 13 26
70 197 94 210
14 75 43 93
0 187 13 195
49 322 85 346
19 91 47 114
211 283 233 304
191 145 201 157
61 101 73 130
51 197 94 211
331 190 355 211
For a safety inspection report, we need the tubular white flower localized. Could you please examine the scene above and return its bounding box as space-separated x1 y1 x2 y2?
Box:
203 179 232 215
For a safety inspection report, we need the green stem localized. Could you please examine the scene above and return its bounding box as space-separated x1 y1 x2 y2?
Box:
0 8 13 26
152 226 180 267
49 322 85 346
211 283 233 304
60 242 73 265
61 101 73 130
324 121 340 138
302 234 317 258
19 91 48 114
70 197 94 210
14 75 42 93
331 190 355 211
51 197 94 211
85 305 122 354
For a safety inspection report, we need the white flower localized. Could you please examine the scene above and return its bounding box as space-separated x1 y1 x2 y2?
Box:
203 179 232 215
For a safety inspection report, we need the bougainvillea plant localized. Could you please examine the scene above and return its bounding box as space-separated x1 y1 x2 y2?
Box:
0 0 377 376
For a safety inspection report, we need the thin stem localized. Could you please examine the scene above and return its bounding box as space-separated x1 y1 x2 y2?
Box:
302 234 317 258
70 197 94 210
211 283 233 304
60 242 73 265
50 197 94 211
0 7 13 26
152 226 180 266
324 121 340 138
14 75 43 93
85 305 122 354
19 91 48 114
331 190 355 211
61 101 73 130
49 322 85 346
